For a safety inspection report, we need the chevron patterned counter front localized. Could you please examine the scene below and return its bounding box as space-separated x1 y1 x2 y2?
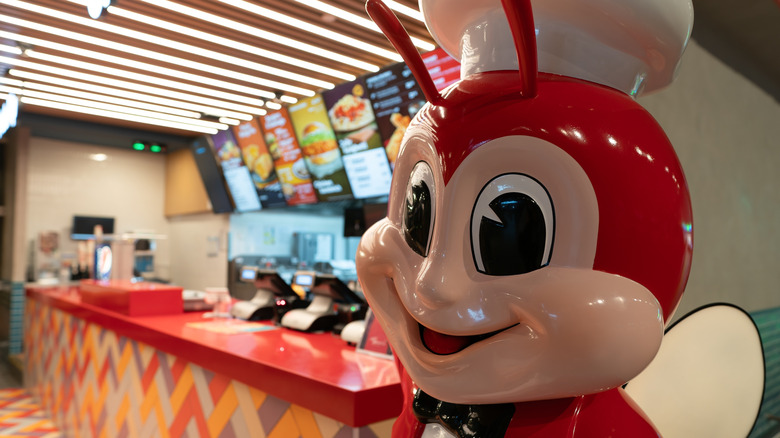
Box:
24 288 398 438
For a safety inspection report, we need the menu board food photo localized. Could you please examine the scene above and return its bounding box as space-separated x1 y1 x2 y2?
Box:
232 119 287 208
365 62 426 169
260 109 318 206
288 95 354 202
322 80 393 199
210 129 262 212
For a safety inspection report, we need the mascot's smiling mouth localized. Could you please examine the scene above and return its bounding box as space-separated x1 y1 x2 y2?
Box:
419 323 519 355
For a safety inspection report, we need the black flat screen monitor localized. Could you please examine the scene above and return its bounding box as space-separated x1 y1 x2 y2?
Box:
190 136 234 214
71 216 114 240
255 269 298 298
310 274 364 304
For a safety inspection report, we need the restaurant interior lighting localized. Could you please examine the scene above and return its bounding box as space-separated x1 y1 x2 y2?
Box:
1 77 202 119
8 70 255 121
216 0 403 62
23 48 266 105
385 0 426 22
26 49 278 104
0 85 230 131
292 0 435 51
218 117 240 126
0 29 318 97
104 6 345 86
0 56 268 116
19 96 220 135
133 0 382 72
8 0 349 86
0 44 22 56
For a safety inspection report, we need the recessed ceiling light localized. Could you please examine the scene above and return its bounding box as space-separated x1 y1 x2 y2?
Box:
89 153 108 162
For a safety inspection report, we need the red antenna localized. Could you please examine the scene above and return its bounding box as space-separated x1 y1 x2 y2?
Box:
366 0 442 105
501 0 538 98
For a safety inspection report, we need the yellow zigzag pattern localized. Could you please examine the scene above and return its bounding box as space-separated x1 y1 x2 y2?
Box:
24 299 393 437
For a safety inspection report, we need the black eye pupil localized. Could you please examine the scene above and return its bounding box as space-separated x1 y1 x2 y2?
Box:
405 180 432 256
479 192 546 275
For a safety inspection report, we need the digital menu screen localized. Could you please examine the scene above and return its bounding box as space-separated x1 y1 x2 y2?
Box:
365 62 426 168
210 129 262 212
232 119 287 208
322 79 393 199
423 47 461 92
260 109 318 206
288 95 354 202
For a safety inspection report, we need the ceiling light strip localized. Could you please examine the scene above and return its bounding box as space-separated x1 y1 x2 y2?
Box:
60 0 369 77
132 0 381 71
19 96 219 134
0 85 229 130
106 7 338 88
27 50 275 103
9 70 254 121
6 79 201 119
385 0 425 22
0 55 266 116
292 0 435 51
0 29 316 97
215 0 402 61
12 0 360 81
0 43 22 55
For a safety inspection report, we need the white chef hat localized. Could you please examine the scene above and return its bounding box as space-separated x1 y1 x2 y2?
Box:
420 0 693 96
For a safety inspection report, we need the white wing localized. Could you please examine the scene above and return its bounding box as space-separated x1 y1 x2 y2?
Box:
624 304 765 438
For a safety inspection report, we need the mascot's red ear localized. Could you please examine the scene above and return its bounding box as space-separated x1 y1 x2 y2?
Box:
500 0 538 98
366 0 442 104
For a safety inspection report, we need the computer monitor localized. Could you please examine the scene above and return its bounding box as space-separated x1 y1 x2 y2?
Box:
310 274 365 305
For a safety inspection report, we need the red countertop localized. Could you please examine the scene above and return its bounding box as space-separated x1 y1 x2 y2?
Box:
26 285 402 427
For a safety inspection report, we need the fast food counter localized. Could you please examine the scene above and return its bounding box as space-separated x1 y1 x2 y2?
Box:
24 284 402 437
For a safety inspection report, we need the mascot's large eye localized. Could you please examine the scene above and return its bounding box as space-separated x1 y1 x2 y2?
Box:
404 162 436 257
471 174 554 275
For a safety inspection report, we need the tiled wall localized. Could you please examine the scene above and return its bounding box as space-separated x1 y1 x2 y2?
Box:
24 299 393 437
749 307 780 438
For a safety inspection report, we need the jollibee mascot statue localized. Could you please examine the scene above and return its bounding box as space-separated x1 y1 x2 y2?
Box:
356 0 766 437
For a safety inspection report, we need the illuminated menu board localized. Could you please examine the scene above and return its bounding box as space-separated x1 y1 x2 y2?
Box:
423 47 461 92
232 119 287 208
365 62 426 168
260 109 318 206
288 95 354 202
210 129 262 212
322 79 393 199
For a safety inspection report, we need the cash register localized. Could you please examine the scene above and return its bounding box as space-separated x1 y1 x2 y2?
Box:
280 273 366 333
230 266 307 321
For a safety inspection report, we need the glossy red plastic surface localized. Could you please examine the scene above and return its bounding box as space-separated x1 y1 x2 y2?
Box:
26 286 402 427
359 0 693 435
420 71 692 322
79 279 184 316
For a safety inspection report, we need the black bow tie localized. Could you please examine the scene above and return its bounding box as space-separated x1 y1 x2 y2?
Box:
412 389 515 438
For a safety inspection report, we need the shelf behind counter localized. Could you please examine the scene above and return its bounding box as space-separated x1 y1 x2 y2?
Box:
24 283 402 436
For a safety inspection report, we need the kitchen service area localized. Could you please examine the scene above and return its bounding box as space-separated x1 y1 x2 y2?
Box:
2 50 464 436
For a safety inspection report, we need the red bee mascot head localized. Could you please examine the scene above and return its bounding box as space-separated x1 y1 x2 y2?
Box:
356 0 693 418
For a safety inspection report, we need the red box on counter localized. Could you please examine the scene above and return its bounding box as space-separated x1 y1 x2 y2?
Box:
79 280 183 316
